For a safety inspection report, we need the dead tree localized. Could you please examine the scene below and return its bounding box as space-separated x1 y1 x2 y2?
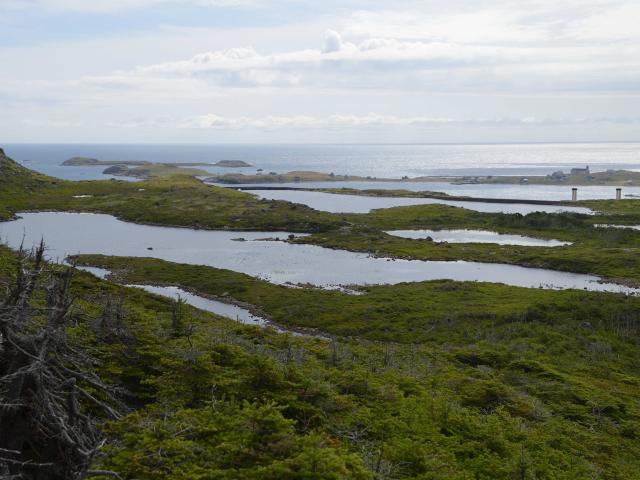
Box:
0 242 123 480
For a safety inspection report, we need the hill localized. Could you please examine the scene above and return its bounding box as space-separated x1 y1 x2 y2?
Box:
0 148 54 187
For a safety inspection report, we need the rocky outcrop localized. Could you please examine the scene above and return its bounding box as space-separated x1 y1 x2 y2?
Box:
63 157 151 166
103 165 132 176
62 156 101 165
213 160 253 168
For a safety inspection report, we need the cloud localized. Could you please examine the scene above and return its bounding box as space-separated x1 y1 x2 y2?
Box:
567 3 640 41
343 8 549 44
323 30 344 53
4 0 640 143
165 113 640 130
78 26 640 94
71 1 640 95
21 118 83 128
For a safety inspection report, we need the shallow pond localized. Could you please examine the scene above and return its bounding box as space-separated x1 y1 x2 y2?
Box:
595 224 640 231
212 181 640 201
76 265 313 336
76 266 112 279
127 284 269 327
245 190 593 215
0 212 633 294
387 229 571 247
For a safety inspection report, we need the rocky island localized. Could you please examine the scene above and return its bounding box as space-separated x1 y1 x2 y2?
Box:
62 156 152 166
102 163 210 178
205 170 383 184
63 157 253 179
213 160 252 167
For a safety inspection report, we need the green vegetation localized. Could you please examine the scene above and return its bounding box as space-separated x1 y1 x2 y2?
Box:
3 246 640 479
214 160 253 167
70 254 640 342
297 210 640 284
206 170 384 184
0 151 343 231
321 187 456 199
57 154 640 186
62 156 152 166
102 163 210 178
204 168 640 186
4 148 640 478
452 169 640 186
318 186 574 205
62 157 251 169
5 149 640 284
62 157 251 178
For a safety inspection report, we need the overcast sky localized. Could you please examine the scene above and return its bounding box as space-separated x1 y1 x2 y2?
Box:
2 0 639 143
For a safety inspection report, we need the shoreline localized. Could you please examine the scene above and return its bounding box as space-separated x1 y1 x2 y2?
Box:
75 265 331 340
233 186 583 207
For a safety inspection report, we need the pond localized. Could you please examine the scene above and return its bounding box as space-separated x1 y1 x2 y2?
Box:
76 265 317 336
0 212 633 294
244 190 593 215
387 229 571 247
595 224 640 231
126 284 269 327
210 181 639 201
76 265 112 279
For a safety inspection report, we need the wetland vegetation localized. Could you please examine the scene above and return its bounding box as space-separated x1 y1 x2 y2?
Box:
3 147 640 479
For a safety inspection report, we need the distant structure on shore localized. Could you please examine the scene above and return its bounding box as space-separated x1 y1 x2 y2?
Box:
549 166 590 182
570 166 590 175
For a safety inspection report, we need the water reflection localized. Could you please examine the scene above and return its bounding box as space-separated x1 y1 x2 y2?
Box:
0 212 632 294
387 229 571 247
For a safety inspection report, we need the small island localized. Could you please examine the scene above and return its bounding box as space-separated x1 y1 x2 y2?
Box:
62 157 253 179
62 157 151 166
62 157 640 186
103 164 210 179
205 170 381 184
63 157 251 168
213 160 252 168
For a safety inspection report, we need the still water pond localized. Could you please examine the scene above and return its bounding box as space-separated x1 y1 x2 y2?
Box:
595 224 640 231
213 181 640 201
127 284 269 327
387 229 571 247
76 265 312 336
245 190 593 215
0 212 632 294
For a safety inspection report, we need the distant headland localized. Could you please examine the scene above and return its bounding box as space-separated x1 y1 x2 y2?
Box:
61 157 640 186
61 157 253 179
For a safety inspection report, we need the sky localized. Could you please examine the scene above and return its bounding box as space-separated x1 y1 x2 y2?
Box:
1 0 640 144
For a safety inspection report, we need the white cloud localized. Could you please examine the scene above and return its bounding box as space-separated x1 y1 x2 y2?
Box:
167 113 640 130
77 28 640 94
323 30 344 53
3 0 640 142
568 3 640 41
343 8 549 44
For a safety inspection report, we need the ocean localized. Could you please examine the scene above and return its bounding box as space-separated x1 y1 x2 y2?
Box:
4 142 640 181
